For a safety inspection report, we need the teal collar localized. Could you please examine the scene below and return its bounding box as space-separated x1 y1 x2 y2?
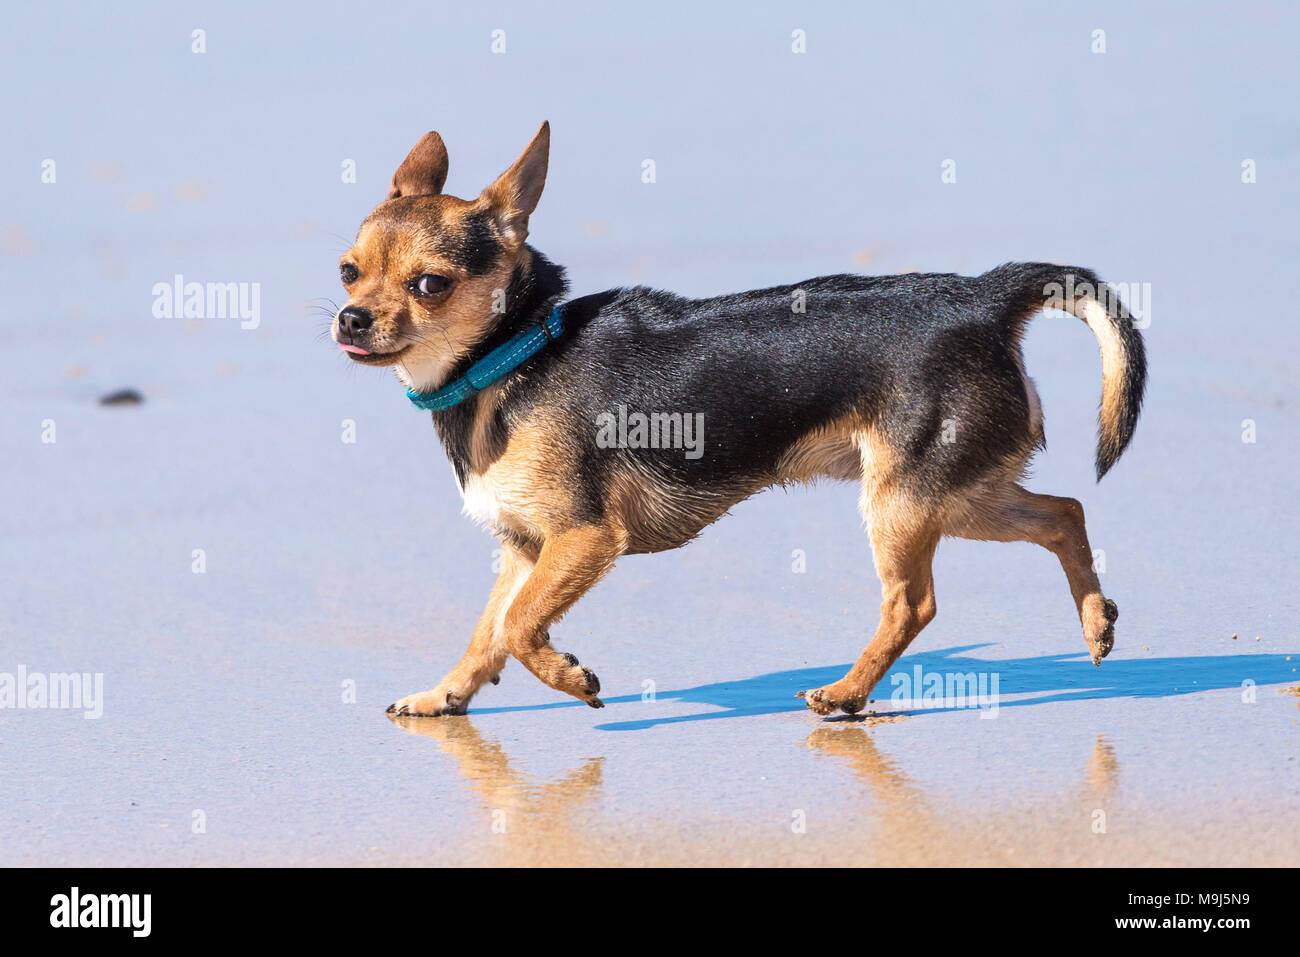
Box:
406 306 565 412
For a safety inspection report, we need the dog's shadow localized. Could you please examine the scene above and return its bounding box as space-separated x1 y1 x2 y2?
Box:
467 644 1298 731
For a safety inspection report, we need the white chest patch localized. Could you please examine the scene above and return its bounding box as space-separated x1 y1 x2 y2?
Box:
460 473 505 530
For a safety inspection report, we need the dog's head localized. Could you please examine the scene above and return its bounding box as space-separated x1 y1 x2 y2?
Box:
333 122 550 392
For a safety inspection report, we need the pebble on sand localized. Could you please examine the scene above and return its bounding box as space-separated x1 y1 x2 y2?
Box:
99 388 144 406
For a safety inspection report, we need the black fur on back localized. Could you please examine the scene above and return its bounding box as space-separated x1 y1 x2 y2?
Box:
434 253 1144 541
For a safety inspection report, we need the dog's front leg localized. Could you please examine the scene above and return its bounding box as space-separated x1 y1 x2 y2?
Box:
501 525 624 708
388 541 537 717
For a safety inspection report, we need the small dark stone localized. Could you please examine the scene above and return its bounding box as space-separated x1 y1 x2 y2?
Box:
99 388 144 406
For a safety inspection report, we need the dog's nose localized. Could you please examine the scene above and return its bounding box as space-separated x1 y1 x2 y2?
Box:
338 306 373 337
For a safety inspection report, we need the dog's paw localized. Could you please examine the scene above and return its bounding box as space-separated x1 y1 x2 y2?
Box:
571 661 604 709
1088 598 1119 666
580 668 604 709
797 685 867 717
557 652 604 708
386 686 468 717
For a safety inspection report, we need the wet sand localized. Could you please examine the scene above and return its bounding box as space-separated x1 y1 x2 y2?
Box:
384 714 1300 868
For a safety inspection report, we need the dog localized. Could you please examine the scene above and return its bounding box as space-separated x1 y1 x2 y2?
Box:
332 122 1146 718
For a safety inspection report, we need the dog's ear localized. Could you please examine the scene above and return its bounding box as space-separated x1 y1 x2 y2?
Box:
388 131 449 199
480 121 550 246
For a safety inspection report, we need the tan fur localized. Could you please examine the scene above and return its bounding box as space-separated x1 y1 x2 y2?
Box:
603 460 740 553
1041 290 1127 467
945 482 1115 662
1075 296 1127 459
395 521 622 715
341 203 528 393
853 425 905 530
774 414 866 484
605 413 868 554
337 123 552 394
798 414 1114 714
388 541 536 716
459 418 581 542
801 505 940 715
388 131 449 199
501 525 624 704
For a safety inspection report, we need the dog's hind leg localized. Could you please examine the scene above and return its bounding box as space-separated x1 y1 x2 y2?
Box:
500 525 625 708
945 482 1117 664
800 499 941 717
388 540 537 717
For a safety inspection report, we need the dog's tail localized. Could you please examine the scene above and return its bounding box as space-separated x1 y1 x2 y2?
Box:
994 262 1147 481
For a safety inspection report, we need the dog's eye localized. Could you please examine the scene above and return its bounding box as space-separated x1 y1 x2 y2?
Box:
340 263 359 285
411 274 452 298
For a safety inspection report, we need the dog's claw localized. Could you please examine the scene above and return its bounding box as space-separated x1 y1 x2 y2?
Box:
795 690 807 699
586 696 605 709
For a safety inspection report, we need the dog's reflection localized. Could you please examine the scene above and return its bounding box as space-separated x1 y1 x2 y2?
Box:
805 724 1120 864
388 711 1124 864
1083 734 1119 797
388 714 604 862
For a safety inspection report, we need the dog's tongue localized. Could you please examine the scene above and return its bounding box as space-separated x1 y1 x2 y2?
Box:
338 343 371 355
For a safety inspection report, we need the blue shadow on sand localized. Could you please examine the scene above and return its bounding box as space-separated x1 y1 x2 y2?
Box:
468 644 1299 731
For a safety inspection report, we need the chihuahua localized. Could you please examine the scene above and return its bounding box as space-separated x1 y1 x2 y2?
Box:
333 123 1146 718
